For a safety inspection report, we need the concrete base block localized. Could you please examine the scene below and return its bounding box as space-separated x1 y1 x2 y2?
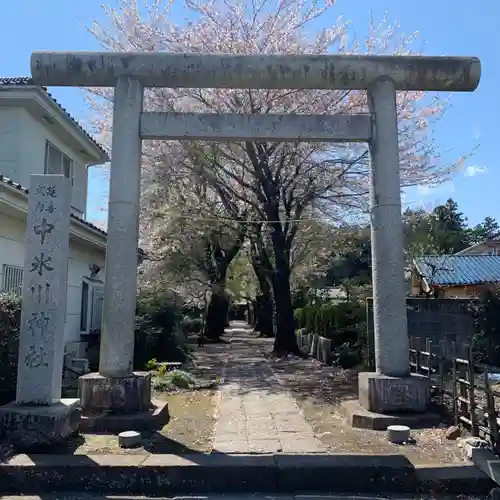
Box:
79 400 169 433
118 430 142 448
340 400 440 430
79 371 151 414
0 398 80 449
358 371 430 413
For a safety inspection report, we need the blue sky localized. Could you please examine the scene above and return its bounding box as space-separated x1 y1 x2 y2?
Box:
1 0 498 228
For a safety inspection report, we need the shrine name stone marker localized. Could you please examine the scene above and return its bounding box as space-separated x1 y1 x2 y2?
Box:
0 174 80 448
17 174 71 404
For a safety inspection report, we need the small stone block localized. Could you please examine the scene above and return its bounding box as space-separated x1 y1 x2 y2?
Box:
387 424 410 444
358 372 430 413
118 430 142 448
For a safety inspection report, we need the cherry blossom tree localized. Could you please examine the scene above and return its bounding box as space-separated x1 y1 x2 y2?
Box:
88 0 455 356
139 176 246 341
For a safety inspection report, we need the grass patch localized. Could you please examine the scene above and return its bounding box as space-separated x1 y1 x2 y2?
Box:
153 369 220 393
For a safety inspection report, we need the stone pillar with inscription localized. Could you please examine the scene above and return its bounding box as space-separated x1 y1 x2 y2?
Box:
0 174 80 448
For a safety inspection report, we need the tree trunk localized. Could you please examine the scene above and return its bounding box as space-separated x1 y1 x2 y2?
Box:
252 267 274 337
251 300 258 328
202 225 246 342
270 233 305 357
204 282 229 342
249 234 275 338
255 293 274 338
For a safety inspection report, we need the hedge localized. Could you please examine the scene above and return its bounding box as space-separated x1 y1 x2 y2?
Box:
134 290 187 368
294 302 365 346
0 293 21 405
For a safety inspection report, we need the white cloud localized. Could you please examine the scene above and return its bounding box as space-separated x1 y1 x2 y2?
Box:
464 164 488 177
473 125 481 141
416 182 455 196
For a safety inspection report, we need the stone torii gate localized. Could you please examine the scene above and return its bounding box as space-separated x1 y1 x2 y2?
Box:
31 52 480 426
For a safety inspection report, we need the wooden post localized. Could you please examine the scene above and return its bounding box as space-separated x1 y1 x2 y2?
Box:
452 341 458 426
426 338 432 380
466 345 478 437
438 340 445 406
484 365 500 453
409 337 414 374
415 337 421 375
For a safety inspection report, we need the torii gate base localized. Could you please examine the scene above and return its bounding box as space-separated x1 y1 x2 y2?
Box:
30 52 480 433
340 384 441 431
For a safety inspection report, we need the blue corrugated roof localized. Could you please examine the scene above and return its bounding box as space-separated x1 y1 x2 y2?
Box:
413 255 500 286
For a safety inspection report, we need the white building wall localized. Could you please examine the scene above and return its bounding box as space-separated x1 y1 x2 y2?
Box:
65 245 106 343
0 211 106 347
0 107 22 180
0 107 89 219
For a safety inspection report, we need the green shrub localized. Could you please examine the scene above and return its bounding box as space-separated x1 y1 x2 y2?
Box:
292 287 311 309
152 369 198 392
181 316 203 335
304 305 317 332
471 287 500 365
145 358 159 371
334 342 361 369
294 301 365 349
293 308 305 329
134 290 186 369
0 293 21 405
164 369 197 388
0 288 187 400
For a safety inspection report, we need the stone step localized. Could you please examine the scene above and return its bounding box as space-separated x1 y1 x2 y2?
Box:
0 453 493 495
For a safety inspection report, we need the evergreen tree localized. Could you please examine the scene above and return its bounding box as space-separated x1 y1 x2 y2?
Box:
325 227 372 286
468 216 500 245
429 198 470 253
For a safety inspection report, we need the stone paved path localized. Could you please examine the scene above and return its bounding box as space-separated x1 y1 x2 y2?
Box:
213 322 325 453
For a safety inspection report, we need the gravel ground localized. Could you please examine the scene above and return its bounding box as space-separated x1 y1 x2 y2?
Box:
70 338 227 455
269 355 467 465
47 388 217 455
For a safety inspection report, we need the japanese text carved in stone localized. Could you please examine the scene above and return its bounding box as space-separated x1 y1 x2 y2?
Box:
16 174 71 405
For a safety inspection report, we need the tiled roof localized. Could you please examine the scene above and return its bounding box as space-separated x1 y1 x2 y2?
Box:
0 77 107 158
0 174 107 237
414 255 500 286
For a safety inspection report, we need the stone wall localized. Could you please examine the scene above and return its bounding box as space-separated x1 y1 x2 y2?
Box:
297 331 333 365
366 297 475 370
